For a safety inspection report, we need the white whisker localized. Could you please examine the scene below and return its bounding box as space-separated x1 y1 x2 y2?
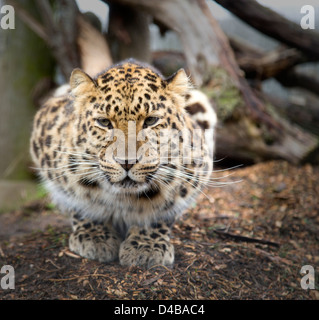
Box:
156 168 212 202
158 166 242 188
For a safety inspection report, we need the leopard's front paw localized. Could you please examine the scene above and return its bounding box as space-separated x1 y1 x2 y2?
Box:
119 225 174 268
69 222 121 263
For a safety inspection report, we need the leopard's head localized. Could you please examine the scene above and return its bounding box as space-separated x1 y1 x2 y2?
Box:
70 60 196 194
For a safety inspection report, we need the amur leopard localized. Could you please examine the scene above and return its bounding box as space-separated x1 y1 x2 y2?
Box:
30 59 217 268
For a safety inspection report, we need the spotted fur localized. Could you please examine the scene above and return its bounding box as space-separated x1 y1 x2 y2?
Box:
30 59 216 267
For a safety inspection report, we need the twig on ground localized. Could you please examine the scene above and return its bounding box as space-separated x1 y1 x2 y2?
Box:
213 229 280 248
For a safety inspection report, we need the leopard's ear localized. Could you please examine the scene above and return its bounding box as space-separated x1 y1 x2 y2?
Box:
166 69 192 95
70 68 97 96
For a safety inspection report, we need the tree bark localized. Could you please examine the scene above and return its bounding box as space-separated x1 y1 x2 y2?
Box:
0 0 54 179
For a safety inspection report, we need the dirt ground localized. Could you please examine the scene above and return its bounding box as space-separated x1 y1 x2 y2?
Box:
0 160 318 300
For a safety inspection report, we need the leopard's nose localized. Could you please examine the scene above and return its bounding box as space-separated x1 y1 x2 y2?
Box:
114 156 137 171
120 160 134 171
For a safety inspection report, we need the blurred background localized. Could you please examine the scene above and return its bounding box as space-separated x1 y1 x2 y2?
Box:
0 0 319 211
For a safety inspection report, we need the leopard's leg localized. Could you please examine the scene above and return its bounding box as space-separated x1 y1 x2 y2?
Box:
119 222 174 268
69 212 122 263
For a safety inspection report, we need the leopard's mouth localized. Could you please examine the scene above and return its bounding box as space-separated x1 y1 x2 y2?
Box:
106 175 142 189
106 173 156 194
119 176 138 188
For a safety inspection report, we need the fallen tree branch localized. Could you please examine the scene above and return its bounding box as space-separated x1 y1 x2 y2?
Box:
215 0 319 59
276 69 319 98
213 229 280 248
197 0 281 130
229 37 319 97
229 38 304 80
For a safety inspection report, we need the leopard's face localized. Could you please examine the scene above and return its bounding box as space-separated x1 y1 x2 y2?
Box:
70 62 194 194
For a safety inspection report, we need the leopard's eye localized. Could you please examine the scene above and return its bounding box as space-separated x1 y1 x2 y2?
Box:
96 118 113 129
143 117 159 128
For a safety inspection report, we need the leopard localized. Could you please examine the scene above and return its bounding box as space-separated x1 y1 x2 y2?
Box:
30 59 217 268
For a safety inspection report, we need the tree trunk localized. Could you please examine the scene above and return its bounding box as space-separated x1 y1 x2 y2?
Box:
34 0 80 80
107 2 151 63
0 0 54 179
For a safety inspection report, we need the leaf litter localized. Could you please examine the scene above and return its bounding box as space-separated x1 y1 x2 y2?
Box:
0 160 318 300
